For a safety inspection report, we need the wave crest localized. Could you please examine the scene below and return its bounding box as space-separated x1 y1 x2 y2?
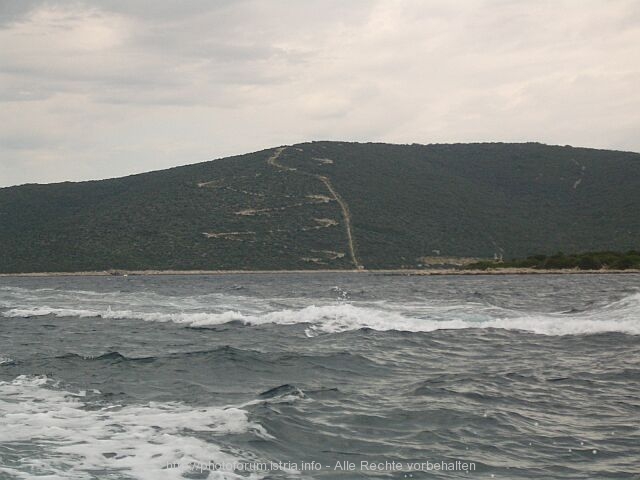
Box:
3 293 640 336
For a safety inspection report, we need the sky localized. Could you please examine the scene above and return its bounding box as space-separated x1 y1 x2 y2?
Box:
1 0 639 187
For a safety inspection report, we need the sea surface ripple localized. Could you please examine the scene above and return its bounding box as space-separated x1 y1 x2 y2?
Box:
1 273 639 479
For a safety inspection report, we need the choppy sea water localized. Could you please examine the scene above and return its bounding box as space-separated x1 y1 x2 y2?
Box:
0 273 639 479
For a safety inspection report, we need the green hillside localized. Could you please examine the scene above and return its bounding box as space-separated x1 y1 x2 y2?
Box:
1 142 639 272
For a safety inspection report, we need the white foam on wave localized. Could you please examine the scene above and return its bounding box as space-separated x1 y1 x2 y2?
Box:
243 296 640 336
0 375 268 480
0 286 270 319
2 306 249 325
3 286 640 336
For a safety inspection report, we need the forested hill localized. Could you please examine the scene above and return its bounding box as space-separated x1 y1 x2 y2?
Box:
1 142 639 272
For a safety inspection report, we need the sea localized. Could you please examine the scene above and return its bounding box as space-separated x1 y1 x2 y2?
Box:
0 273 639 479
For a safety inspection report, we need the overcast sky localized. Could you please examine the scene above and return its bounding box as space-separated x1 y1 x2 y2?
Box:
1 0 639 187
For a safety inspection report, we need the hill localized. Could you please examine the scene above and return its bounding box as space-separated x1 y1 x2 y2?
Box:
1 142 639 272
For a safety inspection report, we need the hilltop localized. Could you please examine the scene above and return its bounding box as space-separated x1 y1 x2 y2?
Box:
1 142 639 273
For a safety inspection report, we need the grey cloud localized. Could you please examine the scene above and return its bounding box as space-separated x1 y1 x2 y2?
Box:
0 0 40 25
0 133 58 150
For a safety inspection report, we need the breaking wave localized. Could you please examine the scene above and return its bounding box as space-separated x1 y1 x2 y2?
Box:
0 375 269 480
2 292 640 336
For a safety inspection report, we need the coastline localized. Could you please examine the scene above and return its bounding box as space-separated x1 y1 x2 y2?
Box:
1 268 639 277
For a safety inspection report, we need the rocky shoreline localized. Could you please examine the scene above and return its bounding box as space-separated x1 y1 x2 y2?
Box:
1 268 639 277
